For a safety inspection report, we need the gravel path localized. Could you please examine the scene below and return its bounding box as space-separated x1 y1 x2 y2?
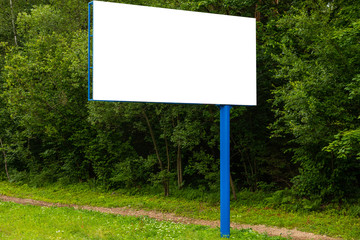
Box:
0 195 341 240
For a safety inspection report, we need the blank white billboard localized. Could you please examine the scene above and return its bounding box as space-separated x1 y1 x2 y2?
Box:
92 1 256 105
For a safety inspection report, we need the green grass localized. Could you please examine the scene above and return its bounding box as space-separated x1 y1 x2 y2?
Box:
0 201 286 240
0 181 359 239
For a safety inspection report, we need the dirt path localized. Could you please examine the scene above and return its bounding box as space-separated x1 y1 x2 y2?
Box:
0 195 341 240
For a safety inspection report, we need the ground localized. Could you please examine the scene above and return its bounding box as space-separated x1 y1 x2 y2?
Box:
0 195 341 240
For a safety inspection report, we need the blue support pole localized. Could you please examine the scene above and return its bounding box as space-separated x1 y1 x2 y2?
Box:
220 105 231 238
88 2 93 101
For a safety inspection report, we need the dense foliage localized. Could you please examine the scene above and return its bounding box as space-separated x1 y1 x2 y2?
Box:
0 0 359 203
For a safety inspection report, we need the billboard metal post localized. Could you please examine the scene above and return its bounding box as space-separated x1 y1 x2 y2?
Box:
88 1 93 101
220 105 231 238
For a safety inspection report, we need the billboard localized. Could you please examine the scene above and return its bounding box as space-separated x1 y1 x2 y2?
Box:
90 1 256 106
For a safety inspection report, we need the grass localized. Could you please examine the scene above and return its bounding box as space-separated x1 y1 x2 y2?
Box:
0 181 359 239
0 201 287 239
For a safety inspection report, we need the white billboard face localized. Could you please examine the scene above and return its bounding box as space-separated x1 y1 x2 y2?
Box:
91 1 256 106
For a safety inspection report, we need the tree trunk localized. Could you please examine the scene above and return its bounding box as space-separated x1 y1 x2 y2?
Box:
231 135 252 189
255 0 261 22
142 109 169 196
230 173 237 200
163 128 170 197
142 109 163 171
177 142 182 189
176 115 183 189
9 0 18 46
253 155 258 191
0 138 10 181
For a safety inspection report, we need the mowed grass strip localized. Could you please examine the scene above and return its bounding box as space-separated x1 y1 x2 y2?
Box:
0 201 286 240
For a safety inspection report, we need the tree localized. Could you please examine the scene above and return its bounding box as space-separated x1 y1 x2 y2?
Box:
269 0 360 200
2 5 90 184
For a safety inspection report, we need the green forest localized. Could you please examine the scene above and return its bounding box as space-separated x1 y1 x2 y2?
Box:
0 0 359 208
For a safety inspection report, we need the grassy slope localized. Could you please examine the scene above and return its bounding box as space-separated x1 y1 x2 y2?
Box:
0 181 358 239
